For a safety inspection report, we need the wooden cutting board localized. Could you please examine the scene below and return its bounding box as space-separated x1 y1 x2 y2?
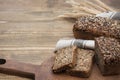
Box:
38 56 120 80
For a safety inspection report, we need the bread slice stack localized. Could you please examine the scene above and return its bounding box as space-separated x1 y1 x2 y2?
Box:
52 46 95 78
52 16 120 77
72 16 120 76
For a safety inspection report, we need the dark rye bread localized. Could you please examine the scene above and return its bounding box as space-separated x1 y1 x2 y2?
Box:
73 16 120 40
67 48 95 78
95 36 120 75
52 46 77 73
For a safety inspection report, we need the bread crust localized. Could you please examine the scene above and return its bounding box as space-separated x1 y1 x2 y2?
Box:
52 46 77 73
73 16 120 40
95 36 120 75
67 48 95 78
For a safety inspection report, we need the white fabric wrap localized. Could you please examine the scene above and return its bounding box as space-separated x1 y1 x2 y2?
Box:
55 39 75 51
82 40 95 49
55 39 95 51
96 12 120 20
74 39 95 49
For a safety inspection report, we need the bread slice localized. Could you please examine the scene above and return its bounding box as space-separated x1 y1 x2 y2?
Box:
52 46 77 73
73 16 120 40
67 48 94 78
95 36 120 75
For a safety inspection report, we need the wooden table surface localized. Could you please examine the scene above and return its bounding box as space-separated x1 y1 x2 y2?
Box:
0 0 119 80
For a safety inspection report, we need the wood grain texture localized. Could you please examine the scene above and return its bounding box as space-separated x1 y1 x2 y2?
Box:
0 0 119 80
0 0 73 79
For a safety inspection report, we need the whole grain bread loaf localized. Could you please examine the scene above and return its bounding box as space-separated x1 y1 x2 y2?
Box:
67 48 94 78
52 46 77 73
95 36 120 75
73 16 120 40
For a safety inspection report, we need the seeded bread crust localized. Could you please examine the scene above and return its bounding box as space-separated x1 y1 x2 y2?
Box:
52 46 77 73
95 36 120 75
73 16 120 40
67 48 94 78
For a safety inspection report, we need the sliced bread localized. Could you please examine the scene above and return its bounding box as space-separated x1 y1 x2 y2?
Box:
52 46 77 73
67 48 95 77
95 36 120 75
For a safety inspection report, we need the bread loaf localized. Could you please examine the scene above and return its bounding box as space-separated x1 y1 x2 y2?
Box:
52 46 77 73
95 36 120 75
67 48 94 77
73 16 120 40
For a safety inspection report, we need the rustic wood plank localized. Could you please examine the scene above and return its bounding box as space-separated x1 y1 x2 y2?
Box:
0 35 72 47
0 0 69 11
0 73 32 80
0 50 53 65
0 20 73 32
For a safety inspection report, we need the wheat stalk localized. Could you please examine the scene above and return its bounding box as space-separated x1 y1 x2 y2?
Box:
58 12 90 18
58 0 115 19
93 0 115 11
83 0 107 12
